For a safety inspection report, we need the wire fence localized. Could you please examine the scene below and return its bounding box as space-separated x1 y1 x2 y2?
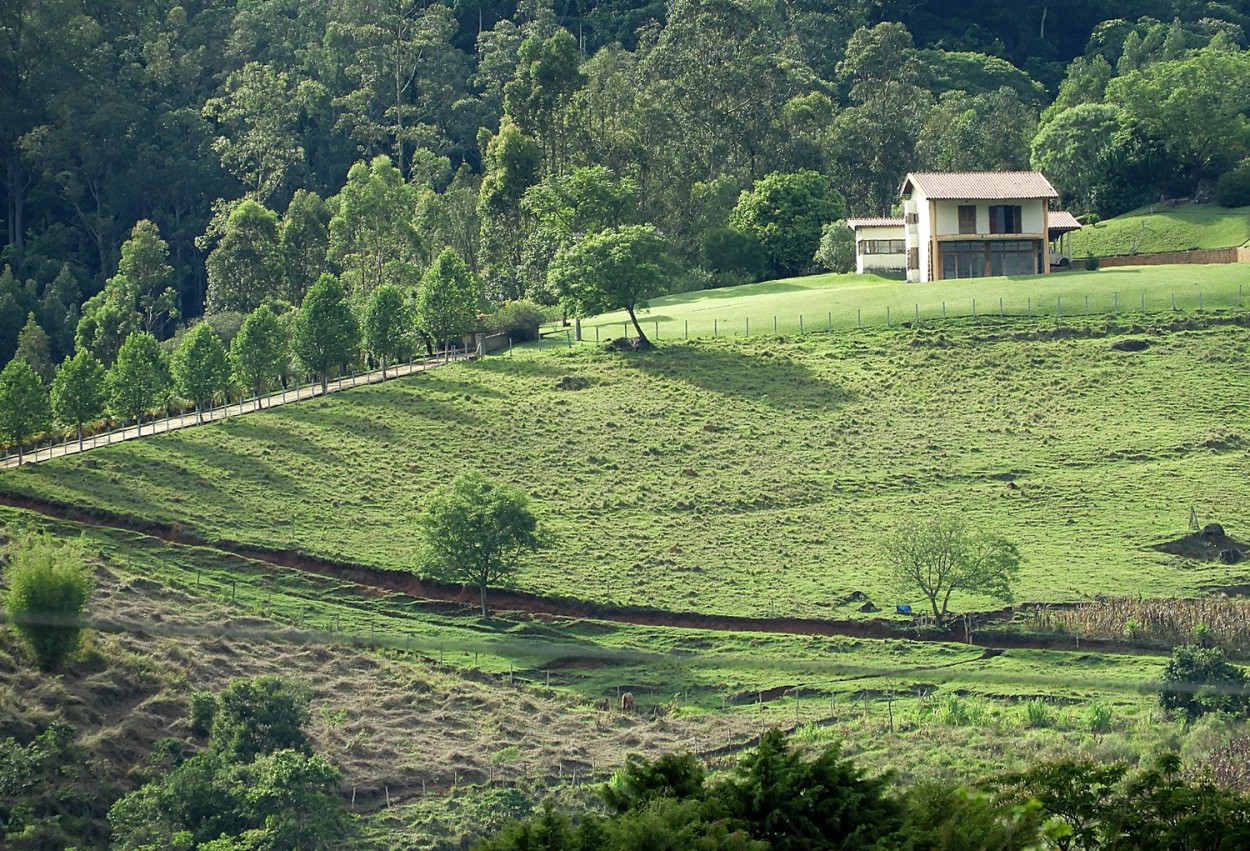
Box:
1 345 477 468
574 285 1247 344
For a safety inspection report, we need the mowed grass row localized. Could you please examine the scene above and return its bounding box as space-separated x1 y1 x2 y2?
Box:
4 311 1249 619
582 264 1248 340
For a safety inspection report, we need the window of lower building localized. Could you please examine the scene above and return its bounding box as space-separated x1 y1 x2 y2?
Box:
860 239 905 255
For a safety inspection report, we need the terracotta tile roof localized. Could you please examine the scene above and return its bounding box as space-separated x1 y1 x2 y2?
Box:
901 171 1059 200
846 217 905 228
1047 210 1082 233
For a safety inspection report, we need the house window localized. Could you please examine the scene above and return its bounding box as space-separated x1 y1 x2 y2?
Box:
905 212 919 225
957 205 976 234
940 239 1039 279
989 205 1023 234
861 239 905 254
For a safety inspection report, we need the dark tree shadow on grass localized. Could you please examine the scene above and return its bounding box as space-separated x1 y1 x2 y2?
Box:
620 343 856 411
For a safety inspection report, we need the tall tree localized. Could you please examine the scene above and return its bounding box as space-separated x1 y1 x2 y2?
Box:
419 471 543 618
202 62 312 205
231 305 289 403
504 29 585 176
14 311 53 383
205 200 284 315
477 117 542 303
362 284 412 378
290 274 359 394
0 358 51 462
1031 103 1123 212
414 248 479 358
327 155 423 303
280 189 331 303
106 332 169 435
548 225 669 348
50 348 106 449
171 323 231 423
729 171 845 278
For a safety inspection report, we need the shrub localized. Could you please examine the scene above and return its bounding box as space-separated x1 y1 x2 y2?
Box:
1023 700 1054 729
1087 702 1113 734
1085 253 1100 271
483 300 553 342
189 691 217 738
700 226 765 280
1160 644 1250 720
1215 161 1250 208
4 532 94 672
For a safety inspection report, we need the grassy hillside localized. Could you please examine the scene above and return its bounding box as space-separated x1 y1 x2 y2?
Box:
583 264 1246 340
1068 203 1250 258
5 315 1249 619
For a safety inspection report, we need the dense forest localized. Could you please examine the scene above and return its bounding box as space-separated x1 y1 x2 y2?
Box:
3 0 1250 370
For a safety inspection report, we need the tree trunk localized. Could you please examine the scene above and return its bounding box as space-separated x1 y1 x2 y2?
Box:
77 424 83 451
381 356 387 381
480 583 489 619
195 401 202 425
626 306 652 349
928 593 943 627
320 374 328 395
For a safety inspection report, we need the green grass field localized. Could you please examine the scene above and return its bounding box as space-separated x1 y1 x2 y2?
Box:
1069 203 1250 258
5 310 1249 620
581 264 1247 340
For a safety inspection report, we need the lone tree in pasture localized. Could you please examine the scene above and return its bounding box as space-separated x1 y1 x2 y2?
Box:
363 284 413 378
291 274 359 394
0 359 51 462
415 248 479 359
51 349 106 449
419 472 542 618
106 332 170 435
883 514 1021 628
171 322 231 423
548 224 669 349
4 531 94 672
231 304 289 404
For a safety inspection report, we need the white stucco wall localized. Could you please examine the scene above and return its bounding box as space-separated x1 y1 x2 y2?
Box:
933 199 1046 236
855 225 907 274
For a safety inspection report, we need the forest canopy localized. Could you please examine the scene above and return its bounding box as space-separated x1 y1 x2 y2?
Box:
2 0 1248 367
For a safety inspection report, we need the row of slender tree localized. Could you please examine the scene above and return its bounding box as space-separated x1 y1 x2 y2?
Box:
0 248 480 461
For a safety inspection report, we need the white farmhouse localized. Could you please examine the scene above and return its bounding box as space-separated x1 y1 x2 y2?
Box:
847 171 1078 283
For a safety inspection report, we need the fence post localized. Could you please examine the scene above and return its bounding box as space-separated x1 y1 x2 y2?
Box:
745 317 749 337
942 301 946 320
972 298 976 319
1140 293 1145 313
1171 293 1176 311
1028 297 1032 318
886 306 891 327
714 318 718 338
857 309 862 329
799 315 804 334
915 304 919 323
685 320 688 339
1113 292 1118 315
999 297 1004 317
774 316 777 334
654 321 659 340
1057 296 1061 321
1086 295 1090 316
827 312 832 332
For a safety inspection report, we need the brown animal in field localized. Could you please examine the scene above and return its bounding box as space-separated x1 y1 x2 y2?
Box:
620 692 635 713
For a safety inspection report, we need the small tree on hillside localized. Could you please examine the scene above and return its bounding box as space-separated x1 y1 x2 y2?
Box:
418 472 543 618
884 514 1021 628
814 220 856 273
730 170 846 278
171 323 231 423
363 284 413 378
231 304 289 403
0 359 52 462
15 312 54 383
4 531 94 672
291 274 359 393
51 349 107 449
548 224 669 349
415 248 479 359
106 332 170 435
